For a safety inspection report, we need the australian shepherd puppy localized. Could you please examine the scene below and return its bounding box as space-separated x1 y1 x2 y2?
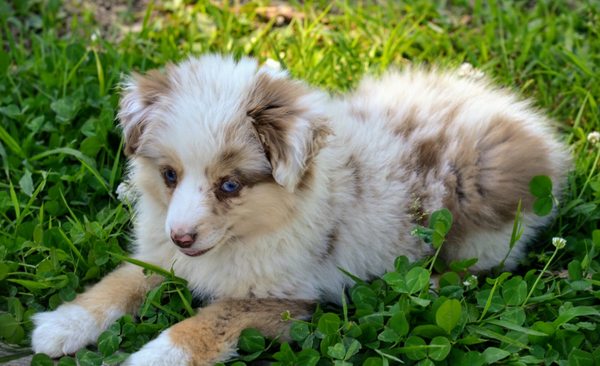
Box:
32 54 570 365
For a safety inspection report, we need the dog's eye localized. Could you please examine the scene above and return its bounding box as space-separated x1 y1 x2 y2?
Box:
162 168 178 187
220 179 241 193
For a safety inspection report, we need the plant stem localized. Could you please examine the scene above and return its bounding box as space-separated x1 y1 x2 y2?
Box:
522 245 560 306
577 148 600 201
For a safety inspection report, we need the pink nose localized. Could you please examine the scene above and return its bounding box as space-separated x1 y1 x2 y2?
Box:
170 231 197 248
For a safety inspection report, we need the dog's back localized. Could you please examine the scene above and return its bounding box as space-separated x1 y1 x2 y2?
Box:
294 67 569 301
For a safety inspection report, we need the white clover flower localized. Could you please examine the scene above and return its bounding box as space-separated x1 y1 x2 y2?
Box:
587 131 600 146
463 274 478 287
552 237 566 249
457 62 485 80
90 30 100 42
264 58 282 72
275 15 286 26
116 181 138 203
116 182 129 202
457 63 473 75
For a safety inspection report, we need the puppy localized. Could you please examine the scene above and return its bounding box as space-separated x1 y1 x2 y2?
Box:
31 54 570 365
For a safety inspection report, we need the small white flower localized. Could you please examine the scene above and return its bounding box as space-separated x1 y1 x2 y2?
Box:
275 15 286 26
463 274 478 287
457 62 485 80
457 63 474 75
587 131 600 146
90 31 100 42
552 237 566 249
116 181 138 203
116 182 128 202
264 58 282 72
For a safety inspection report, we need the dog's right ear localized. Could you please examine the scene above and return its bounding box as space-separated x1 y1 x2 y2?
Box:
117 69 171 155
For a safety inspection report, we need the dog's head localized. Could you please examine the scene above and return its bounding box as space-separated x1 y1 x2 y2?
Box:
118 55 330 256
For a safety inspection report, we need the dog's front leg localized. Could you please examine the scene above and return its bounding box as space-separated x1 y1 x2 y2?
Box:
31 263 162 357
125 298 314 366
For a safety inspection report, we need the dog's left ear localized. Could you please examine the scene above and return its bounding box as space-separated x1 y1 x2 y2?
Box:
247 69 331 192
117 69 171 155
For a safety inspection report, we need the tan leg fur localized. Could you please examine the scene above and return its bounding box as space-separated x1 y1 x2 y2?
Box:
168 298 314 366
73 263 162 324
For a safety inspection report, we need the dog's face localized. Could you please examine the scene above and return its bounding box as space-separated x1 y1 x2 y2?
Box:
118 55 329 256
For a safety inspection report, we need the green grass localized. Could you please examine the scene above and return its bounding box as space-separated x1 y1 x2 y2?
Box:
1 0 599 365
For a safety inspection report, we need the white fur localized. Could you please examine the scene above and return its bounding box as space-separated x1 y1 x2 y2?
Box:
166 177 210 238
126 55 569 305
125 330 191 366
31 304 121 357
126 331 236 365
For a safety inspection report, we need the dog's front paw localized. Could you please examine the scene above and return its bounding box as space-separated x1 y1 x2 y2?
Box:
31 304 101 357
125 331 192 366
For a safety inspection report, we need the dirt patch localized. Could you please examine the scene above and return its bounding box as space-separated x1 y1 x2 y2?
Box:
62 0 151 40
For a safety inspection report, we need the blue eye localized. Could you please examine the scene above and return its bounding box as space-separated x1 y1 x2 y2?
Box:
220 180 241 193
162 168 178 187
